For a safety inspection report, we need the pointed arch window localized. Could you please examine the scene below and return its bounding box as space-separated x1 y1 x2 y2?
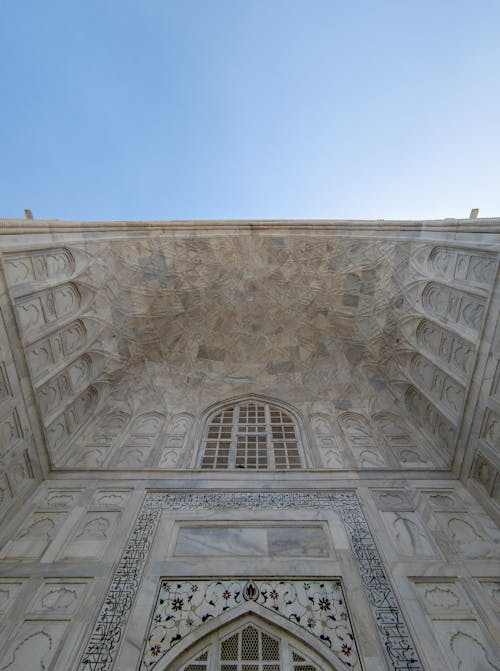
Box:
178 622 326 670
200 400 302 470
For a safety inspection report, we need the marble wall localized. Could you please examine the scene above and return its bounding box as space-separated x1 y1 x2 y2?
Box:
0 477 498 670
0 217 499 670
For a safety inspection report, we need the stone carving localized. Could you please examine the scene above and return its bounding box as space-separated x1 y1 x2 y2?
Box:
416 319 475 377
158 449 180 467
73 409 129 467
3 247 76 286
374 490 415 511
449 630 500 671
405 386 455 455
116 411 165 466
0 622 66 671
321 447 345 468
472 452 496 494
0 581 24 613
44 489 80 508
142 579 359 670
76 517 111 540
46 385 98 460
383 512 437 557
0 361 12 402
2 511 66 559
409 354 465 419
0 409 23 456
15 283 82 338
481 409 500 450
478 581 500 614
338 413 387 467
37 354 95 418
79 492 422 671
427 246 496 286
65 512 119 559
41 587 78 610
441 515 493 558
372 412 430 465
415 580 500 669
94 490 129 506
421 282 486 335
27 319 87 379
422 585 461 610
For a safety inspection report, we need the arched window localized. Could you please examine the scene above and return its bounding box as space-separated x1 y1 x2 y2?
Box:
177 621 330 670
200 400 302 469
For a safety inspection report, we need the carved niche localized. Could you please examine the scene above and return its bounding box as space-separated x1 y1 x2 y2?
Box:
26 318 87 380
3 247 77 287
46 385 98 461
427 246 497 287
74 410 130 467
372 412 430 466
409 353 465 420
416 318 475 378
338 412 387 468
15 283 82 338
117 411 165 467
421 282 486 336
405 386 455 456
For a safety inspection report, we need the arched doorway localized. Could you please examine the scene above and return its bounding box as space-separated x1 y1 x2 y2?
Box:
161 612 346 671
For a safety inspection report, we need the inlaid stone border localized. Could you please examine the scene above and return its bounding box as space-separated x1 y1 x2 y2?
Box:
142 578 360 670
78 491 422 671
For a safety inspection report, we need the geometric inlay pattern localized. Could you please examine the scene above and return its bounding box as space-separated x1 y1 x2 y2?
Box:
78 491 422 671
142 578 359 669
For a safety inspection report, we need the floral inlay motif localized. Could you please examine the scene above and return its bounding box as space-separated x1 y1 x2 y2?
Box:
142 579 358 670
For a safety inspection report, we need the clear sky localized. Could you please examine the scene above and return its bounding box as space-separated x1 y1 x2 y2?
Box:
1 1 499 221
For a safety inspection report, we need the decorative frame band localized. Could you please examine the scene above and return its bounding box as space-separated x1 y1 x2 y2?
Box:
78 491 422 671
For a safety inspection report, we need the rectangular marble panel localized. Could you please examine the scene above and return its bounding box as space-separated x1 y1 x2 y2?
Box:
174 525 330 557
29 579 89 616
0 619 67 670
62 511 120 559
1 512 67 559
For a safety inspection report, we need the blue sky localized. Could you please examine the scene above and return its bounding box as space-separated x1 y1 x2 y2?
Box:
1 1 499 221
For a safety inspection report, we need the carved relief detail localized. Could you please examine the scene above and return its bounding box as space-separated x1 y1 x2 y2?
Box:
0 621 67 671
79 492 422 671
15 283 81 338
481 409 500 451
4 247 76 286
382 512 437 556
311 414 347 468
338 412 387 468
46 386 98 460
471 452 497 495
405 386 455 455
421 282 486 335
37 354 93 418
0 408 23 456
416 319 475 377
436 513 494 558
415 580 499 671
409 354 465 419
75 410 130 467
372 412 430 466
2 511 67 559
428 246 496 286
26 319 87 380
117 411 165 467
143 579 359 670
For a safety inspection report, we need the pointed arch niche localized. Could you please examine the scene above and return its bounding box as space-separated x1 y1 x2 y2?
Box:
193 395 310 470
152 609 349 671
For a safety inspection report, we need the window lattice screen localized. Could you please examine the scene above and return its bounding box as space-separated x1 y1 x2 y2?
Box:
179 623 321 671
201 402 302 470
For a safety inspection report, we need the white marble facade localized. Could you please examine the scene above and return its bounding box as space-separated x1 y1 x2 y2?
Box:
0 217 499 670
